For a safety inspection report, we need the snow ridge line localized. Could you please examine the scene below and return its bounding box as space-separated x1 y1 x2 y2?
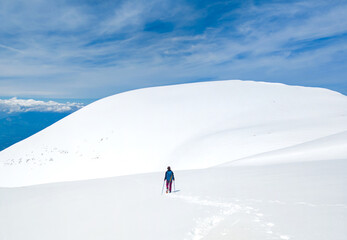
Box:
222 130 347 166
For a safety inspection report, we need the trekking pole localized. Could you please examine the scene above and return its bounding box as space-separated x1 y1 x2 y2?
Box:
161 180 165 195
174 180 176 192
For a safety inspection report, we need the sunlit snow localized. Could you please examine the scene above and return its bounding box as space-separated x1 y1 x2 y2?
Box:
0 80 346 240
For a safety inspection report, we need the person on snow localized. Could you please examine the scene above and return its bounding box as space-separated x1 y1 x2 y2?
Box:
164 166 175 193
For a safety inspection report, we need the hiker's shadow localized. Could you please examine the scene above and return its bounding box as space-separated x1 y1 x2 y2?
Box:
172 190 181 193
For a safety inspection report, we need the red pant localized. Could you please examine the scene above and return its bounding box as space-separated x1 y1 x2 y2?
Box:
166 181 173 192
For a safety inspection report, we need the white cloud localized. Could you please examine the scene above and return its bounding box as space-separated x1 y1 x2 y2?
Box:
0 0 346 97
0 97 83 113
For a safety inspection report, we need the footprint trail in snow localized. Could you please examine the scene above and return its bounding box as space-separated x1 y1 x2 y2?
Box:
169 194 292 240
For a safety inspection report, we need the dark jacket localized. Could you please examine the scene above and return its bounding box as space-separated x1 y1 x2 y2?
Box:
164 170 175 182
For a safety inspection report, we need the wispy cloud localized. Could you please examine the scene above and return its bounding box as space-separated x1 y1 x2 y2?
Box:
0 0 346 98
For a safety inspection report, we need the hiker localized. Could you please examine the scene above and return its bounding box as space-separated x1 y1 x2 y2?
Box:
164 166 175 193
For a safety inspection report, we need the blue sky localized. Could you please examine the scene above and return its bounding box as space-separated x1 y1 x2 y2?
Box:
0 0 346 99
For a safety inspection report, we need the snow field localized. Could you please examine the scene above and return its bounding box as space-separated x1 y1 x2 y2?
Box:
0 80 346 240
0 159 346 240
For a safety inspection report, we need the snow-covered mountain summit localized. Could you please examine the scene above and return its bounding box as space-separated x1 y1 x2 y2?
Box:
1 80 347 187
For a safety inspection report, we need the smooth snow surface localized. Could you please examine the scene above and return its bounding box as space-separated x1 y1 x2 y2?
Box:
0 160 346 240
1 80 347 187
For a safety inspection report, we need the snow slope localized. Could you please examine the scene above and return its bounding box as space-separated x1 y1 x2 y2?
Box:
1 80 346 240
1 80 347 187
223 130 347 166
